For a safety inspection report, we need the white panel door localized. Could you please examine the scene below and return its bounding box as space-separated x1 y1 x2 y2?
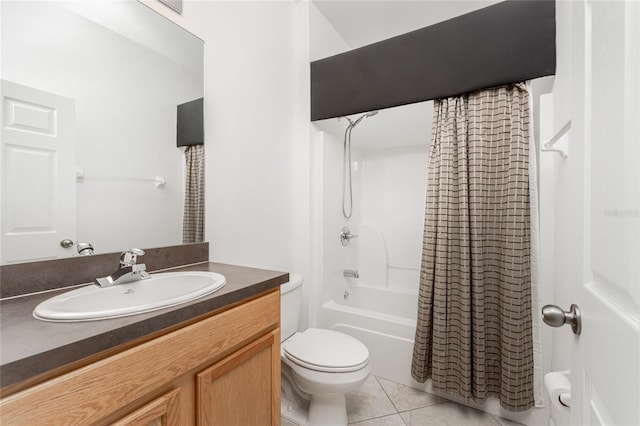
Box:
570 1 640 425
1 80 76 263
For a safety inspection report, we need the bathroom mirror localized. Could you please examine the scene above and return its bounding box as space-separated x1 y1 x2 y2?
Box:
1 1 204 264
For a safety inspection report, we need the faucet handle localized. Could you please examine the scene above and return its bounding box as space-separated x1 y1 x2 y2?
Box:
340 226 359 246
120 248 145 268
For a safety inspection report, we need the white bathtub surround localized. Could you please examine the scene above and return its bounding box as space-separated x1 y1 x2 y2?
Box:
358 145 428 293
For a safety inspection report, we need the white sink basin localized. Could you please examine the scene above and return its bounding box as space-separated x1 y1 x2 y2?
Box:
33 271 226 322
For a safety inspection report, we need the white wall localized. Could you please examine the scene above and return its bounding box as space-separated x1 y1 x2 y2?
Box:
2 1 196 254
309 2 351 60
308 1 355 327
200 2 296 271
292 1 312 329
552 1 573 131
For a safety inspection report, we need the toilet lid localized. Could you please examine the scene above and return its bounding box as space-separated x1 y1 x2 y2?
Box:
283 328 369 373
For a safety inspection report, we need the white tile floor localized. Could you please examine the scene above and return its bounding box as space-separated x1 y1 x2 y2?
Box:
345 376 524 426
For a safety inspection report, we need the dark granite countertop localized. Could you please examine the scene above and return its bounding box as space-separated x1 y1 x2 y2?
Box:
0 262 287 390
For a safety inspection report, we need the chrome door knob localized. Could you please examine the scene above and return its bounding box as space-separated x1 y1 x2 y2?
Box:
542 304 582 335
60 239 74 248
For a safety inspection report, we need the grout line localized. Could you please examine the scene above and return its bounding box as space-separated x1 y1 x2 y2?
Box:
373 375 401 414
489 414 503 426
398 411 408 426
347 375 400 425
396 401 454 414
490 413 521 426
348 412 408 426
375 375 452 414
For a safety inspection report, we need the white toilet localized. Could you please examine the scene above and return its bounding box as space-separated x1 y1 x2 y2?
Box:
280 274 371 426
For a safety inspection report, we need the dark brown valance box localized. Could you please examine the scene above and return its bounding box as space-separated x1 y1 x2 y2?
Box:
311 0 556 121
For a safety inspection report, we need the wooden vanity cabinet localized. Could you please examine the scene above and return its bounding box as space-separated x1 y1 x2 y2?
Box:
0 289 281 426
197 330 280 425
111 388 182 426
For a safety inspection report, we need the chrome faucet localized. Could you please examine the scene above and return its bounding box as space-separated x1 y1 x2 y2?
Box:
95 248 150 287
343 269 359 278
77 242 94 256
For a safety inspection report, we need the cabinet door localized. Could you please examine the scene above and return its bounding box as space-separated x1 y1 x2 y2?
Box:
112 388 181 426
197 330 280 426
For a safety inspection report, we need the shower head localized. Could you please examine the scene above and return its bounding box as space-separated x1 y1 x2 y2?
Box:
347 110 379 129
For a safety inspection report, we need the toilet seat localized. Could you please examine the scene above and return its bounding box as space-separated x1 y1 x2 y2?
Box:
283 328 369 373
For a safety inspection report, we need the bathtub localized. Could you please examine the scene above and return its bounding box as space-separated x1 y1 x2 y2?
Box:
319 283 549 426
319 283 419 387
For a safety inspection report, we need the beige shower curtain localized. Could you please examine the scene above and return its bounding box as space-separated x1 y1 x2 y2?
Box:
411 83 534 412
182 144 205 243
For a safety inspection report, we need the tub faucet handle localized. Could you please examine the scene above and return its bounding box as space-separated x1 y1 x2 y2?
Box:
340 226 359 246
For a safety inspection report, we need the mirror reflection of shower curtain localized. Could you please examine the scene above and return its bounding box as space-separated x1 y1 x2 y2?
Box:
182 145 205 243
411 83 537 412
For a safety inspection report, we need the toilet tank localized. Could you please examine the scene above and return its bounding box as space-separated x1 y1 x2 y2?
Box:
280 273 303 341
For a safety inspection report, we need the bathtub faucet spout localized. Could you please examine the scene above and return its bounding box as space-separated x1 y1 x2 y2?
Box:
343 269 359 278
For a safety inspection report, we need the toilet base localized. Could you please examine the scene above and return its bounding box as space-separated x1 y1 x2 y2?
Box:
281 382 350 426
308 393 348 426
281 369 309 425
281 393 350 426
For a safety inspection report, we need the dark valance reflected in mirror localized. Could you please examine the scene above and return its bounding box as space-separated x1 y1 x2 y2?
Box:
1 1 204 264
